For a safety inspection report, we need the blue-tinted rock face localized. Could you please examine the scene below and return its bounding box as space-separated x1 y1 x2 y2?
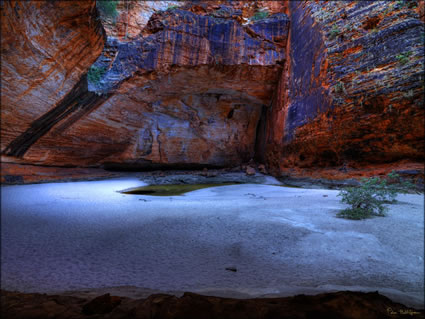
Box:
265 1 424 172
2 1 423 179
89 8 289 94
3 4 290 169
283 2 331 142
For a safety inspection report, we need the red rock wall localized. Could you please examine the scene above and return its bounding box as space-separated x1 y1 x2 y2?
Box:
2 2 289 169
1 1 105 157
265 1 424 174
1 0 423 175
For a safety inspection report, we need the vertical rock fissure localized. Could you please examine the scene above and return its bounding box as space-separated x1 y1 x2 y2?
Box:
254 104 269 164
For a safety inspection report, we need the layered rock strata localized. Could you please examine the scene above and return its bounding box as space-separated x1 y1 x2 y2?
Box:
264 1 424 173
3 3 289 168
1 0 423 178
100 0 288 41
0 1 105 155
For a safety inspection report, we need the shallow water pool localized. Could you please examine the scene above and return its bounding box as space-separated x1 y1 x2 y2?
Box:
119 182 240 196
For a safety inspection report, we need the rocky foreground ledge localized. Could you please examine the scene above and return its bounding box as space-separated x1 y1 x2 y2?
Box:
2 290 424 319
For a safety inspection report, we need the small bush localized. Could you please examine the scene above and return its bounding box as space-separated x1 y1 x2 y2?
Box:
329 24 341 40
167 5 179 11
252 10 269 21
396 51 412 65
397 0 418 9
96 0 118 18
333 81 346 94
88 65 106 84
337 171 415 220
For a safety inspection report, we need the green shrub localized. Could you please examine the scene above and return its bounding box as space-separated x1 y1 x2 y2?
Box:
96 0 118 18
252 10 269 21
337 171 415 220
397 0 418 9
333 81 346 94
167 5 179 11
88 65 106 84
329 24 341 40
396 51 413 65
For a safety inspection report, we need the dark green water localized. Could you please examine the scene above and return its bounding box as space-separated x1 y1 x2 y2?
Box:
120 182 240 196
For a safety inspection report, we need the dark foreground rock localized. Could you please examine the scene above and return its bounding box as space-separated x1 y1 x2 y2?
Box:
1 290 423 319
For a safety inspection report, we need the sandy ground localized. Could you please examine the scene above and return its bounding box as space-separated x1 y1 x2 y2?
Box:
1 177 424 308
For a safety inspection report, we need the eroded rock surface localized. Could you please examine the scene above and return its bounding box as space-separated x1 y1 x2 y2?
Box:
264 1 424 173
0 1 105 155
1 0 423 179
4 3 289 168
100 1 183 40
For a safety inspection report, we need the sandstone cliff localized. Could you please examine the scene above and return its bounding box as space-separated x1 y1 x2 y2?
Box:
264 1 424 173
1 0 423 181
1 1 105 157
2 1 290 169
